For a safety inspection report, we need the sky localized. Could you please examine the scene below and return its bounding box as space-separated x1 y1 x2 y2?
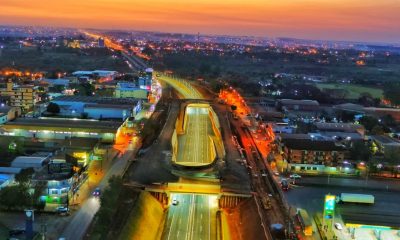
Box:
0 0 399 43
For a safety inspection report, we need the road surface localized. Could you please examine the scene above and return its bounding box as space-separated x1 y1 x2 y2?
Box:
176 106 214 166
285 177 400 226
164 193 218 240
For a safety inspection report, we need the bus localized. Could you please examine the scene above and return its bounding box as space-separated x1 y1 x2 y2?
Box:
296 208 313 236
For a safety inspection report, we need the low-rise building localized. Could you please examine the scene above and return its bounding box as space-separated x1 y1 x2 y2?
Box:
280 136 348 174
51 95 141 120
314 122 365 136
0 105 21 124
2 118 124 143
11 156 52 170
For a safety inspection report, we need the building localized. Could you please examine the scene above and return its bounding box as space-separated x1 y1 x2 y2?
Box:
277 99 320 112
32 159 79 210
364 107 400 122
41 78 70 88
2 118 124 143
114 82 148 99
0 167 21 189
281 137 347 173
138 68 153 90
51 95 141 120
314 122 365 136
0 105 21 124
11 156 51 170
72 70 118 81
0 80 38 112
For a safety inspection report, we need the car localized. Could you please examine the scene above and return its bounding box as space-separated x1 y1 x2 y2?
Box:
172 198 179 205
290 174 302 179
334 223 343 230
281 179 289 191
93 187 101 197
9 229 25 236
56 206 70 216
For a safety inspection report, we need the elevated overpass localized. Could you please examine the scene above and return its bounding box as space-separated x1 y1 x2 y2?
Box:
156 73 203 99
171 103 225 167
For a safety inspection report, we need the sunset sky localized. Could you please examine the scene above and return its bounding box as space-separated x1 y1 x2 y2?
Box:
0 0 399 43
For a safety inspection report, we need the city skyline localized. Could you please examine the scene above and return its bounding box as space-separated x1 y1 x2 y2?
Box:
0 0 399 43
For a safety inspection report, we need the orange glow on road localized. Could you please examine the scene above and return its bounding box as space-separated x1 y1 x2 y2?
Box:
0 0 399 42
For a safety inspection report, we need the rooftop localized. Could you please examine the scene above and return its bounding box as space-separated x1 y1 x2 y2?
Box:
279 99 320 106
282 138 345 151
371 135 400 145
3 118 122 132
314 122 364 133
53 95 138 105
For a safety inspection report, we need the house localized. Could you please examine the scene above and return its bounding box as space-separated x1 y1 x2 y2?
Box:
0 167 22 189
0 105 21 124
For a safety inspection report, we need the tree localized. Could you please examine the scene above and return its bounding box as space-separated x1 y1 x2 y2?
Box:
384 82 400 106
0 185 31 210
15 168 34 185
359 116 379 132
92 176 123 235
350 141 372 162
47 102 60 114
384 148 400 166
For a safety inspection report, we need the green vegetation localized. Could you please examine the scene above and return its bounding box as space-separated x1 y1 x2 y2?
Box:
383 82 400 105
118 191 165 240
152 47 400 98
90 176 124 239
0 46 130 74
315 83 383 99
0 223 9 240
46 102 60 115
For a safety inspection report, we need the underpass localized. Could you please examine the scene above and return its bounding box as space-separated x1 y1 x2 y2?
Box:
171 103 225 168
163 193 219 240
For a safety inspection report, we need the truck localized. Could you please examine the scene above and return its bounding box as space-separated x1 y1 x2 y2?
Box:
336 193 375 204
296 208 313 236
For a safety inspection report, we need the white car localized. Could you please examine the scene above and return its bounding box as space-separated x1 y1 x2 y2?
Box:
334 223 343 230
289 174 302 179
172 199 179 205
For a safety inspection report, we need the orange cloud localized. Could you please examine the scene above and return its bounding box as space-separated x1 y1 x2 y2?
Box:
0 0 399 42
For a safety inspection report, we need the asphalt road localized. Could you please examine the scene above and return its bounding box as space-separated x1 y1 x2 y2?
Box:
59 143 137 239
177 106 213 165
285 176 400 227
163 193 218 240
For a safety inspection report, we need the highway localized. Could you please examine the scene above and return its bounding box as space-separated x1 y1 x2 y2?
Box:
164 193 218 240
176 106 214 166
